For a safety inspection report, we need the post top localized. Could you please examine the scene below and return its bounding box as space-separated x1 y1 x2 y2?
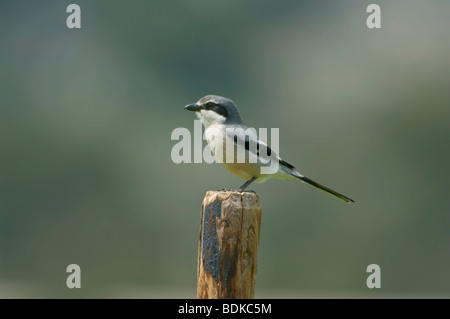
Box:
204 190 259 199
203 190 261 208
209 190 257 194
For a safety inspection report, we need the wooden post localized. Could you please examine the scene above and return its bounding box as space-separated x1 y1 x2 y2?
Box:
197 191 262 299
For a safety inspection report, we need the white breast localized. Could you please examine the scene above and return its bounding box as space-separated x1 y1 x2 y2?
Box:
204 125 226 158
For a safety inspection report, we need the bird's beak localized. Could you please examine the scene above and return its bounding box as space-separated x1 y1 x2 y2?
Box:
184 103 201 112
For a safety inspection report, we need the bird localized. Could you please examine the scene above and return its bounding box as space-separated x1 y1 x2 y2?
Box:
184 95 354 203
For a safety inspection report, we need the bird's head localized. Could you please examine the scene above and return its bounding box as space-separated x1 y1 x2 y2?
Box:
184 95 242 127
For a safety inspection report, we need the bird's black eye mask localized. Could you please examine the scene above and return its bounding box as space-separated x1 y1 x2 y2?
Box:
204 102 228 118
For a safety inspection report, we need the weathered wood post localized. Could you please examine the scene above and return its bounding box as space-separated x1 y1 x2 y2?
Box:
197 191 262 299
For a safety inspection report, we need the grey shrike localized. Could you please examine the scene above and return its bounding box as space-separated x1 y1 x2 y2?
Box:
184 95 354 203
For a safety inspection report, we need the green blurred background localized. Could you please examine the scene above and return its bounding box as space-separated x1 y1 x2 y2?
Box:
1 0 449 298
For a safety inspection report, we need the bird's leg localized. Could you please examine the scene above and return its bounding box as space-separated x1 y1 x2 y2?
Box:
236 177 257 192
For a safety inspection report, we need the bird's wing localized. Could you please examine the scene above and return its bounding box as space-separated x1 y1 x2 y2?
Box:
225 127 295 169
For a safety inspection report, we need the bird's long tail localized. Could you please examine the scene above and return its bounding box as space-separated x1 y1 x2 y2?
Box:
293 172 355 203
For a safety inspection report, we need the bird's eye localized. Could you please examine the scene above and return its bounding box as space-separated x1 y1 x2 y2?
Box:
205 102 215 109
